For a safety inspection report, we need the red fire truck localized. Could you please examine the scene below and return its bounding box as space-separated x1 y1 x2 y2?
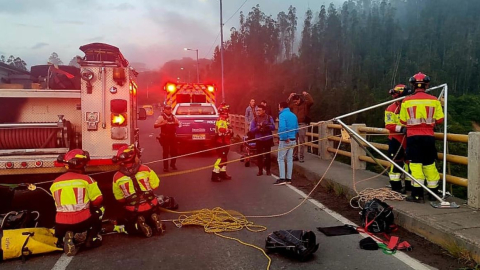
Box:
0 43 146 178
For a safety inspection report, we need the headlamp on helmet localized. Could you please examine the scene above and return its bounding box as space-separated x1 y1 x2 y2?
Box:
388 84 406 96
57 149 90 170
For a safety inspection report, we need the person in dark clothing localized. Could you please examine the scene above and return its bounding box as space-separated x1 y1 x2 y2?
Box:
287 92 314 162
250 105 276 176
154 104 179 172
260 100 273 119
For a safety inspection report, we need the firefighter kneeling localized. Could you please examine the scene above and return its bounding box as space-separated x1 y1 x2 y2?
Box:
400 72 444 203
211 105 232 182
112 145 165 237
51 149 104 256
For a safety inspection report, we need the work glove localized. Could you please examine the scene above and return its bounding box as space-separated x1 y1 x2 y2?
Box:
400 127 407 135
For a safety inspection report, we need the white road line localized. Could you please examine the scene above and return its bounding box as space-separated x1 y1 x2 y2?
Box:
51 254 73 270
270 173 436 270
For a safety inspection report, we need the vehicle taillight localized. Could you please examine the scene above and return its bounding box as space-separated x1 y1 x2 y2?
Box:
21 162 27 168
111 99 128 127
35 161 43 167
5 162 13 169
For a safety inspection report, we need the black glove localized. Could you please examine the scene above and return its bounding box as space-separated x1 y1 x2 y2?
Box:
400 86 414 97
400 126 407 135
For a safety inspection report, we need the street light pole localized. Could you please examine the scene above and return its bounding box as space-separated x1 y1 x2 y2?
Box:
184 48 200 83
220 0 225 103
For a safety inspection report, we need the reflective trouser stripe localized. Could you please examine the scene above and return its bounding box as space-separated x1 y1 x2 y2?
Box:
213 158 221 172
409 163 425 187
404 163 412 181
423 163 440 188
389 171 401 182
220 166 226 172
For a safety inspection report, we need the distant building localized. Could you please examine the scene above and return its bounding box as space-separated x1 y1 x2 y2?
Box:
0 62 31 88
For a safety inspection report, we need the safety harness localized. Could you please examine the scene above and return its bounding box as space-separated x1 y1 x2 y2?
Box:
358 199 412 253
120 163 156 213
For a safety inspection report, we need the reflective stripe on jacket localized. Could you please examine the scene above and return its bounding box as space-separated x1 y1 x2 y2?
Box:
112 165 160 212
399 90 444 137
50 172 103 224
385 102 405 147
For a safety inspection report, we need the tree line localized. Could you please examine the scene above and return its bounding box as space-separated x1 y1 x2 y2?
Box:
206 0 480 135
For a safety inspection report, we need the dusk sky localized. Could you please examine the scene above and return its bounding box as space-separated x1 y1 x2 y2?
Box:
0 0 341 69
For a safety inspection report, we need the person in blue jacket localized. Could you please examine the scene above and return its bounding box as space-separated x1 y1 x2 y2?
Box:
276 101 298 185
250 104 276 176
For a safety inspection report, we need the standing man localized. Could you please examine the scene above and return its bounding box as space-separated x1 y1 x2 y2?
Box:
112 145 165 237
385 84 411 193
250 104 275 176
400 72 444 203
276 101 298 185
288 91 314 162
154 104 179 172
51 149 104 256
245 99 257 131
260 100 273 118
211 105 233 182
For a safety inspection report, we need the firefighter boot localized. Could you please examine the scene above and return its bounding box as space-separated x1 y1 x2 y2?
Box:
85 234 102 249
211 171 221 182
219 166 232 180
406 187 424 203
389 181 403 193
151 213 166 234
64 231 78 256
427 187 439 202
136 216 153 238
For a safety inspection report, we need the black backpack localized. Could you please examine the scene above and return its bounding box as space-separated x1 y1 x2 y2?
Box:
265 230 319 261
360 199 396 234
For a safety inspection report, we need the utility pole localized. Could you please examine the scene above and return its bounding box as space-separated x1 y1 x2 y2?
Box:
220 0 225 103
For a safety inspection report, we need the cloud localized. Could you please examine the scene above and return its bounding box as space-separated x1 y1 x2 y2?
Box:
31 42 49 49
57 20 84 25
112 3 135 11
86 36 105 42
14 23 41 28
0 0 57 14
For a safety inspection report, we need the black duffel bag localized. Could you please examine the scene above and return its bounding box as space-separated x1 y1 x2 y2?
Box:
360 199 396 234
265 230 319 261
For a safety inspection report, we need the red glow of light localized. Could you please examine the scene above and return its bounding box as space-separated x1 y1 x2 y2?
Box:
35 161 43 167
5 162 13 168
207 85 214 92
21 162 27 167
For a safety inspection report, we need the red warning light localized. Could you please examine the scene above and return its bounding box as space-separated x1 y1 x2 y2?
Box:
207 85 215 92
166 84 176 92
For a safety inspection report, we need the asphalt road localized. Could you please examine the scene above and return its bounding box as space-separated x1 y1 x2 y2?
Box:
1 113 432 270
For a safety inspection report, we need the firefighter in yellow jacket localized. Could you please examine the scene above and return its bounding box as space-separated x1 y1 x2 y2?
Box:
51 149 104 256
400 72 444 203
112 145 165 237
211 105 232 182
385 84 411 193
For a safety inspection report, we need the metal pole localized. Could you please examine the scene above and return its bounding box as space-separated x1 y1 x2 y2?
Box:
334 84 446 120
220 0 225 103
336 119 446 203
196 50 199 83
442 84 448 198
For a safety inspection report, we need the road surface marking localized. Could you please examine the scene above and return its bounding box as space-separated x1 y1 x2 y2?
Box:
51 254 73 270
270 173 436 270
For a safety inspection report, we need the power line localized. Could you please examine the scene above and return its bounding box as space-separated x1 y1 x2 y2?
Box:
224 0 248 26
204 31 221 59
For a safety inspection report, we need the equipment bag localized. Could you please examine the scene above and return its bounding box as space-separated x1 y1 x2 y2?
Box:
360 199 396 234
0 228 61 262
265 230 319 261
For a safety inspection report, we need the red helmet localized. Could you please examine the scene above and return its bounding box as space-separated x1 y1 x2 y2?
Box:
409 72 430 89
389 84 406 96
112 144 138 164
58 149 90 170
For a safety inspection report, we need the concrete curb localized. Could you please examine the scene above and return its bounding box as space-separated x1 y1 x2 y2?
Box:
270 149 480 264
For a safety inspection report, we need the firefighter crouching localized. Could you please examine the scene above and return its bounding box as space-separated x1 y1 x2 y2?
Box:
51 149 104 256
211 105 233 182
112 145 165 237
400 72 444 203
385 84 411 194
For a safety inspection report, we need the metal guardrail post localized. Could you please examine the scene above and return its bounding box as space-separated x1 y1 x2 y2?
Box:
468 132 480 209
351 124 367 170
319 121 334 160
